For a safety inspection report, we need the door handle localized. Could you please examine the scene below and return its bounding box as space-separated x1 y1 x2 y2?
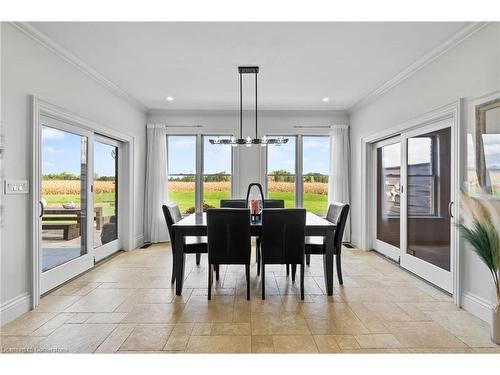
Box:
448 201 454 218
39 201 44 218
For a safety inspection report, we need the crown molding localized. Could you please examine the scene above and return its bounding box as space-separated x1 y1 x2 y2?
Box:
349 22 491 113
11 22 148 113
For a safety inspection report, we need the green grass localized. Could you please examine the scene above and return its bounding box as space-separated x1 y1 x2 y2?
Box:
169 191 231 213
169 190 328 215
44 193 116 217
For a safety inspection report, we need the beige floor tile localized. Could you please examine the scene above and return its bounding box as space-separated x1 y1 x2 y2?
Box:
177 296 234 323
306 317 369 335
354 334 403 349
211 322 251 336
252 335 274 353
192 323 213 335
1 312 56 336
66 313 92 323
342 348 403 353
313 335 342 353
37 323 116 353
171 323 194 336
65 288 135 312
30 313 75 336
332 335 360 349
95 324 135 353
86 313 127 323
272 335 318 353
119 324 174 351
185 335 251 353
252 312 310 335
386 321 468 348
163 335 190 351
426 310 496 347
34 295 82 312
121 304 181 324
50 282 100 296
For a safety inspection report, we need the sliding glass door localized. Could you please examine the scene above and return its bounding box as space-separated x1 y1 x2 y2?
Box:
401 121 454 292
372 119 455 292
38 117 123 293
39 116 94 293
373 137 401 261
93 136 121 262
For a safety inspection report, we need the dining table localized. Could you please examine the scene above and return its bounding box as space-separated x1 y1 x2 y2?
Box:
172 211 337 296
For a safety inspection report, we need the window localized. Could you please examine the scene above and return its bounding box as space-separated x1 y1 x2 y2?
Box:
407 136 437 216
302 136 330 215
203 135 232 209
267 136 296 207
167 135 196 214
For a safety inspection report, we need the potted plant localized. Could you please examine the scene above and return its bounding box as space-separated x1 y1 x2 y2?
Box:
459 193 500 344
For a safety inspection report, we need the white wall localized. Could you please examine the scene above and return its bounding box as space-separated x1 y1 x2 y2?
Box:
349 23 500 319
0 23 147 323
148 110 348 198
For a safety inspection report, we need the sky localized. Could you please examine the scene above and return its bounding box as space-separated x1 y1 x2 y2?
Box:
42 125 117 177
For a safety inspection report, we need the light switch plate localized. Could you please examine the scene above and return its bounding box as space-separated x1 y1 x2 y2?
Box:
4 180 29 194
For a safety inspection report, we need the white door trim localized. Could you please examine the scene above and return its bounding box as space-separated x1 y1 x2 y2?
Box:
360 100 463 304
31 96 135 307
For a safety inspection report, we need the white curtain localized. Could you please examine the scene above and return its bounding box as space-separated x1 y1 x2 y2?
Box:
328 125 351 242
144 124 169 243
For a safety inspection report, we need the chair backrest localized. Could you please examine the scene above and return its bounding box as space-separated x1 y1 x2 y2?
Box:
207 208 251 265
162 204 183 248
220 199 247 208
263 199 285 208
260 208 306 265
326 202 350 249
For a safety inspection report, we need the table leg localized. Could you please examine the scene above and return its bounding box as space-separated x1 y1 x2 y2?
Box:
323 230 334 296
175 229 186 295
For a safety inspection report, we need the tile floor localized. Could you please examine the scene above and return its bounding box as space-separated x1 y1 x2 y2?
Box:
1 243 499 354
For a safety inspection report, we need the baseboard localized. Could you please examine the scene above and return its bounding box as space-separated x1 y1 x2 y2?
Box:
461 291 493 324
134 234 144 249
0 293 32 326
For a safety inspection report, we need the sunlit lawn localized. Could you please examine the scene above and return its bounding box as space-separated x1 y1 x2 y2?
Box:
169 191 327 215
44 193 116 217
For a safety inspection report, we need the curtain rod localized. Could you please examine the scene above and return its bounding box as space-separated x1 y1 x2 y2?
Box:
146 124 203 129
293 124 349 129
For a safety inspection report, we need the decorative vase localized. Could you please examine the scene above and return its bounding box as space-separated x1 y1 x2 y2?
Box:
492 308 500 345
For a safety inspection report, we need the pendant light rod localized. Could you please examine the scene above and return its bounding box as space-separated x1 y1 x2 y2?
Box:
255 71 258 139
239 70 243 139
209 66 288 146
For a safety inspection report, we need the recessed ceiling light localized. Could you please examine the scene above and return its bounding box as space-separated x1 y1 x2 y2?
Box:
322 97 330 103
166 96 174 102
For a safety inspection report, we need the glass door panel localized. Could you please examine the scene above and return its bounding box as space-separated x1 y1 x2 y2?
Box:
406 127 451 271
203 135 232 209
41 125 88 271
94 141 118 248
267 136 296 207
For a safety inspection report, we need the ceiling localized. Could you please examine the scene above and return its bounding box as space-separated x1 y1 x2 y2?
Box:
31 22 469 111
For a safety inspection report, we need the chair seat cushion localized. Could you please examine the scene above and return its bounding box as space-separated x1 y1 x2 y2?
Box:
305 236 325 254
184 236 208 253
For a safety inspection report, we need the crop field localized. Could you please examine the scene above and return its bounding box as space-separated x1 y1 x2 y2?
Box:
42 180 116 217
169 181 328 214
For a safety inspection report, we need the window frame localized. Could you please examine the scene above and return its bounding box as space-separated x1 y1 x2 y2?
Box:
202 134 234 209
265 134 331 213
166 132 235 215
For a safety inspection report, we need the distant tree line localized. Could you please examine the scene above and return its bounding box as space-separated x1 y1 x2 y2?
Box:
269 170 328 183
169 172 230 182
42 172 114 181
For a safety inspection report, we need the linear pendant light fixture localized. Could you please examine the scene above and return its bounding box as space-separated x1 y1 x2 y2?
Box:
209 66 288 147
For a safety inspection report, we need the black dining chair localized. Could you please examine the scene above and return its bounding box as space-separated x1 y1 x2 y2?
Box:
220 199 247 208
305 202 349 285
255 199 285 276
260 208 306 300
162 204 207 284
207 208 252 300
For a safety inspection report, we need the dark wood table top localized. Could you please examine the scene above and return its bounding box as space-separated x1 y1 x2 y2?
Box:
173 211 336 230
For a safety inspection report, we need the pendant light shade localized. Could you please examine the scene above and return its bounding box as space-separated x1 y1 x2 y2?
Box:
209 66 288 147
